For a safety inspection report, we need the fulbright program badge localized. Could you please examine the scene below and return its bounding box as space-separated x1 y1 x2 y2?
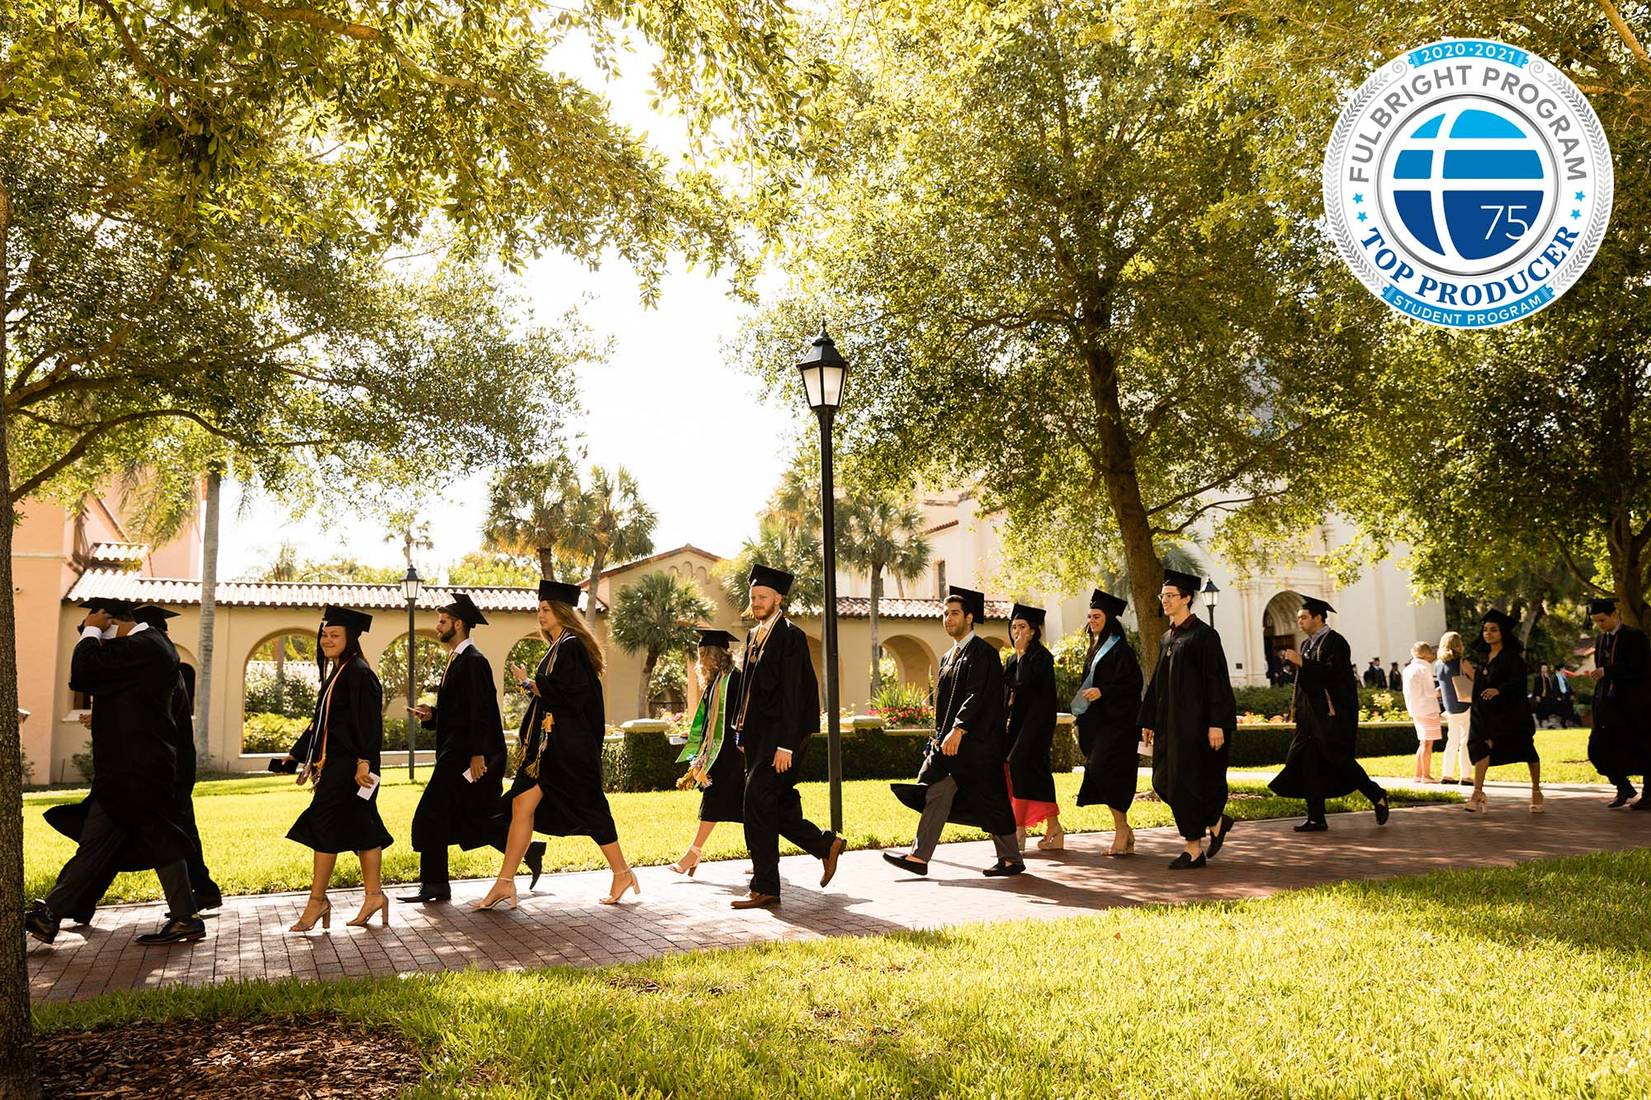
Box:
1323 39 1613 329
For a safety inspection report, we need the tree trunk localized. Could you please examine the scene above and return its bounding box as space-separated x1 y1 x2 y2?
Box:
0 179 43 1099
538 545 555 579
193 466 222 762
1084 345 1168 672
1607 510 1648 630
272 637 286 708
639 652 656 719
868 563 884 696
584 547 605 628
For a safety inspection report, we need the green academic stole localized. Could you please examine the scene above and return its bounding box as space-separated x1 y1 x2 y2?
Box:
676 671 731 771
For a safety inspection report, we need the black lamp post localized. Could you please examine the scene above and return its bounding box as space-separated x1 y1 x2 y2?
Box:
1202 578 1220 630
797 322 848 835
402 565 423 779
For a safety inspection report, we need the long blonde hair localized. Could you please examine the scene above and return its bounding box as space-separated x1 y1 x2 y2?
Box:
1437 630 1464 662
545 600 606 678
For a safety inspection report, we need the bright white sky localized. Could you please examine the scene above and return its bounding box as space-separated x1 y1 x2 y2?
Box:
219 39 803 580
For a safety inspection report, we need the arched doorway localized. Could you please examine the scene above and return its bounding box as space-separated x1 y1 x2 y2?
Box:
882 633 938 690
502 633 549 729
1263 591 1306 687
240 628 320 755
378 630 446 753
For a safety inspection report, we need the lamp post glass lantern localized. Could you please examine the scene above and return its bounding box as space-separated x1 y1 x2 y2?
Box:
1201 579 1220 630
797 322 848 834
403 565 422 779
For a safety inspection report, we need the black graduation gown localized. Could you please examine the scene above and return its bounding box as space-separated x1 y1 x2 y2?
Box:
731 618 818 757
1074 634 1145 811
44 665 201 873
1137 616 1235 838
1004 643 1059 805
1589 627 1651 778
1467 647 1539 765
892 634 1014 836
287 657 394 854
410 643 509 853
1269 628 1366 800
506 634 618 844
64 628 190 867
693 668 744 823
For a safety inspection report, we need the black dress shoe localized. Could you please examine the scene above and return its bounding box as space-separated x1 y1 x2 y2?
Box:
1206 814 1235 859
1608 791 1634 808
24 900 59 944
1373 795 1391 826
982 860 1026 877
525 841 547 889
1167 851 1207 870
397 888 452 904
882 851 928 876
135 916 206 945
193 892 224 912
1293 819 1329 833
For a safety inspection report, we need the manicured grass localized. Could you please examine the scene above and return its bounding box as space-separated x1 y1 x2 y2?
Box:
33 848 1651 1097
1249 728 1604 786
22 773 1456 904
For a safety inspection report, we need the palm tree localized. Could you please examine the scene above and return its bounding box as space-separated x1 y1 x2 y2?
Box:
481 454 586 579
609 572 712 718
839 493 931 693
564 465 657 627
716 517 824 612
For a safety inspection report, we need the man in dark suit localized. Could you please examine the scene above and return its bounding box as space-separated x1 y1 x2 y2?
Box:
1585 597 1651 809
402 592 543 902
25 598 205 946
1269 597 1389 832
729 564 844 910
885 586 1022 877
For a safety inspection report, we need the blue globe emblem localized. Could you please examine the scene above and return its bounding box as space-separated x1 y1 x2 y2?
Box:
1384 106 1552 271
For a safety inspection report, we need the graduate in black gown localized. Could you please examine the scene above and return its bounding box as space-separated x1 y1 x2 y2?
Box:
402 593 544 904
886 586 1023 878
669 628 744 876
1465 608 1543 814
1268 597 1390 832
1004 604 1062 852
1583 598 1651 809
282 606 394 931
25 599 206 946
1138 569 1237 870
1073 589 1145 856
728 565 844 910
42 605 222 924
477 580 637 909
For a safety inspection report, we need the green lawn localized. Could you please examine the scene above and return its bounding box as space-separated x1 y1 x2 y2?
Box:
1248 728 1603 786
22 773 1456 905
34 848 1651 1097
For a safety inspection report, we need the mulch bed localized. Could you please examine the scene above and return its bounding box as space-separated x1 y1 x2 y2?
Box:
38 1015 426 1098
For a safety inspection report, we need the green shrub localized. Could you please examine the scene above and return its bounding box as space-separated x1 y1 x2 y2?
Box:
1227 722 1419 767
242 664 319 719
72 741 94 783
241 712 310 754
868 681 933 728
1233 684 1295 718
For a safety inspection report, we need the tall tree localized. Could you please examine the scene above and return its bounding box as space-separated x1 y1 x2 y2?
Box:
716 518 827 614
738 0 1365 667
564 466 657 627
194 464 223 763
482 454 587 579
838 492 931 693
609 572 713 719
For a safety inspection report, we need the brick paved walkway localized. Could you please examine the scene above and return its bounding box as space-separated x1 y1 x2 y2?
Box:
27 781 1651 1003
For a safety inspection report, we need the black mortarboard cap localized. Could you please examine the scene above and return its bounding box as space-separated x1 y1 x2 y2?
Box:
321 605 373 634
696 628 736 648
79 597 138 617
538 579 583 606
441 591 488 627
1090 589 1127 617
1009 603 1046 627
1589 597 1618 616
132 605 179 631
1163 569 1201 597
1480 608 1517 632
946 585 987 621
749 563 795 597
1301 596 1335 618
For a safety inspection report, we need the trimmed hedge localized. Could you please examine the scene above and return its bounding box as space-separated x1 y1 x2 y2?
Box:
1229 722 1420 767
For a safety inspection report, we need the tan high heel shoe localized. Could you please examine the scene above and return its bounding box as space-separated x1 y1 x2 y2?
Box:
472 879 519 912
601 868 641 905
1037 821 1065 852
346 892 390 927
289 894 331 933
1465 790 1489 813
1530 790 1546 814
669 846 702 877
1108 829 1136 858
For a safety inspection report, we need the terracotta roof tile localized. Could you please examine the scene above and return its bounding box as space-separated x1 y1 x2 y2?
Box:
63 570 605 613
